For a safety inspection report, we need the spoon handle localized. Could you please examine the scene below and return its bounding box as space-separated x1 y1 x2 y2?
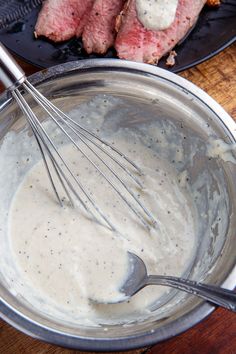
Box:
146 275 236 312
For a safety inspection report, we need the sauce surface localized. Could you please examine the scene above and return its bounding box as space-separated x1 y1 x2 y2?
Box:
136 0 178 31
8 119 195 325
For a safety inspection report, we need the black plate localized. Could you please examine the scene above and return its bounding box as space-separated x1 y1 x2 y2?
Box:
0 0 235 72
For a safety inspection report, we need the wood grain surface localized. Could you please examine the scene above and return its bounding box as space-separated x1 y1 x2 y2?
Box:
0 43 235 354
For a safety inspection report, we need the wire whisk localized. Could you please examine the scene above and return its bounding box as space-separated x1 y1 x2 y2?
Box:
0 42 157 231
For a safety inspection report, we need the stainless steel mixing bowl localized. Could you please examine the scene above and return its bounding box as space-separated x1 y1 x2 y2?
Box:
0 60 235 351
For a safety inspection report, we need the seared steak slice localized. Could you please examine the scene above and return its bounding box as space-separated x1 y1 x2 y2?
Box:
35 0 94 42
75 0 95 37
82 0 125 54
115 0 206 64
115 0 145 62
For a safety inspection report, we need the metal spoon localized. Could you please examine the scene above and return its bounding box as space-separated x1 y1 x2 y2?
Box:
118 252 236 312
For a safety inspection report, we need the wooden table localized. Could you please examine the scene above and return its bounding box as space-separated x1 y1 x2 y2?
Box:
0 44 235 354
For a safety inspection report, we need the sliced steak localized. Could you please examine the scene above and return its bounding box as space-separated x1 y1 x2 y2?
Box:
115 0 206 64
75 0 95 37
35 0 94 42
82 0 125 54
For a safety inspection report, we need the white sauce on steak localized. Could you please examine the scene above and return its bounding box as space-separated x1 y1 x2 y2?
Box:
136 0 178 31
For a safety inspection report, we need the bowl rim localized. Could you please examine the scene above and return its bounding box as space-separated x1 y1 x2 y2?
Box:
0 59 235 351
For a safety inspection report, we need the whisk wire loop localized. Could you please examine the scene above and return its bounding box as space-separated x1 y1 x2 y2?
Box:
23 81 157 229
12 83 157 230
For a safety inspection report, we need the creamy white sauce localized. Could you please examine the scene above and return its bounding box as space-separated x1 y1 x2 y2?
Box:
8 121 196 325
0 94 231 327
136 0 178 31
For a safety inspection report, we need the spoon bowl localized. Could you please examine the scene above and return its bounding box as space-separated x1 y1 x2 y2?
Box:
114 252 236 312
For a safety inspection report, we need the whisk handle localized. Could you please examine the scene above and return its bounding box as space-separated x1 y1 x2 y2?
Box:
0 42 26 91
